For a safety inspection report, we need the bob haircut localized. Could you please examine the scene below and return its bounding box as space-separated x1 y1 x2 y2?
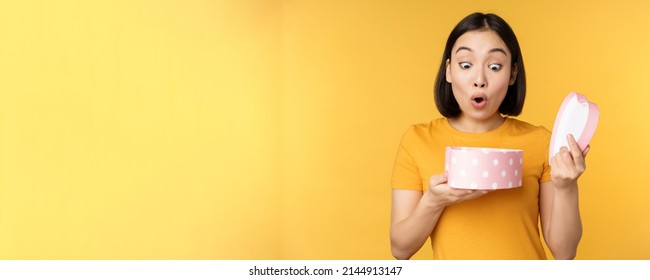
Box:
434 13 526 117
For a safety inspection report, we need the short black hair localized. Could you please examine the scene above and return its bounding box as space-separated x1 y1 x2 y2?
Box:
434 12 526 117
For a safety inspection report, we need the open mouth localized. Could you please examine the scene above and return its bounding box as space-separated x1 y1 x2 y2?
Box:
470 95 487 109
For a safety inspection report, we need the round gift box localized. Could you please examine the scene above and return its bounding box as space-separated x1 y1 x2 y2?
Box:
445 147 523 190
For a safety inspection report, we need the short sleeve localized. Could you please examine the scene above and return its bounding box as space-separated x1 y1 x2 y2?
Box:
540 126 552 183
391 126 424 191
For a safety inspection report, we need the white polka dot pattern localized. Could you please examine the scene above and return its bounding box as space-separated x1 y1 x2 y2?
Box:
445 147 524 190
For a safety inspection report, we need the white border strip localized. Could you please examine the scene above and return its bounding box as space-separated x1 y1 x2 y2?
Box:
0 260 646 280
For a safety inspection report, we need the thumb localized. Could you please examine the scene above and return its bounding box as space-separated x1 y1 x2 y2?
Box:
429 173 448 187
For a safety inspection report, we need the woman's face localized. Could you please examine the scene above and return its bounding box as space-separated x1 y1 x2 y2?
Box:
446 29 517 124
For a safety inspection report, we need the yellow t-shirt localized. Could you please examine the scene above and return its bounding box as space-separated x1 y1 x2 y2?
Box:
391 117 552 259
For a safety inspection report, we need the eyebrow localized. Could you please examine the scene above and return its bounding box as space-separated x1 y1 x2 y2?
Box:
455 46 508 56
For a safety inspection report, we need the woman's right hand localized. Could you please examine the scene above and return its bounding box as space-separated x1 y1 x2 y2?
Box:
426 173 491 207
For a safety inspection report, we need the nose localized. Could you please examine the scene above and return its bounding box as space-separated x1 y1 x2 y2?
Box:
473 69 486 88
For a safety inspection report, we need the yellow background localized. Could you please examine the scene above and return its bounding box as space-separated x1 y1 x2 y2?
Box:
0 0 648 259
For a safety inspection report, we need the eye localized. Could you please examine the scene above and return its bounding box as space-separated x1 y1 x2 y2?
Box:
459 62 472 69
489 63 502 71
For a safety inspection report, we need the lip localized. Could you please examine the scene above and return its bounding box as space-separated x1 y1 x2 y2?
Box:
470 93 487 109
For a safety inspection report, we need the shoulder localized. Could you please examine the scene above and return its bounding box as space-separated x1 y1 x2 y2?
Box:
400 118 446 141
407 118 447 133
507 118 551 139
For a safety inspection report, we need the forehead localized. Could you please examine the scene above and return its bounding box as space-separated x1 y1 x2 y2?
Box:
452 29 510 56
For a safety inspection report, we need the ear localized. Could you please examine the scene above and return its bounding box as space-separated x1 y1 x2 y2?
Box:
509 63 518 85
445 58 451 83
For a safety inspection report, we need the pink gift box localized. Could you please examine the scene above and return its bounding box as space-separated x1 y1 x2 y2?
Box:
445 147 523 190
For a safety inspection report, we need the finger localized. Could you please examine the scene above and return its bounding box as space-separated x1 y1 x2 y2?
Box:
553 147 572 172
560 147 574 167
451 188 474 197
550 154 567 177
447 188 471 197
465 189 489 199
560 146 573 160
549 154 557 168
566 134 584 162
558 146 572 161
429 173 448 187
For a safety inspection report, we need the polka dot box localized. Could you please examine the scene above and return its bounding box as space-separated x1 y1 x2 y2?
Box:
445 147 523 190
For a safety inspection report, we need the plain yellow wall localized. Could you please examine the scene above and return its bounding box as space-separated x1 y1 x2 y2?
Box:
0 0 283 259
1 0 649 259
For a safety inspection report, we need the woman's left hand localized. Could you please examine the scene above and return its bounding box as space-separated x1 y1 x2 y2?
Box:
550 134 590 189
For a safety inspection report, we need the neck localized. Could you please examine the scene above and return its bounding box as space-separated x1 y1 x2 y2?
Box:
448 114 506 133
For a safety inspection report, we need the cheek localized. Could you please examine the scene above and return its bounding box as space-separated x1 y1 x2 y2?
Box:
448 70 469 85
490 73 512 89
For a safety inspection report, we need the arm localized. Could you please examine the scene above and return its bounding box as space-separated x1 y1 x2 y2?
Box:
540 134 589 260
390 174 489 259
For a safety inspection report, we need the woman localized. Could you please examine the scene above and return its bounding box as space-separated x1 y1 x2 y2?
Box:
390 12 589 260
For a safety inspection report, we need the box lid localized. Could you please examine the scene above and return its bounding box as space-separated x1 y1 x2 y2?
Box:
549 92 599 161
